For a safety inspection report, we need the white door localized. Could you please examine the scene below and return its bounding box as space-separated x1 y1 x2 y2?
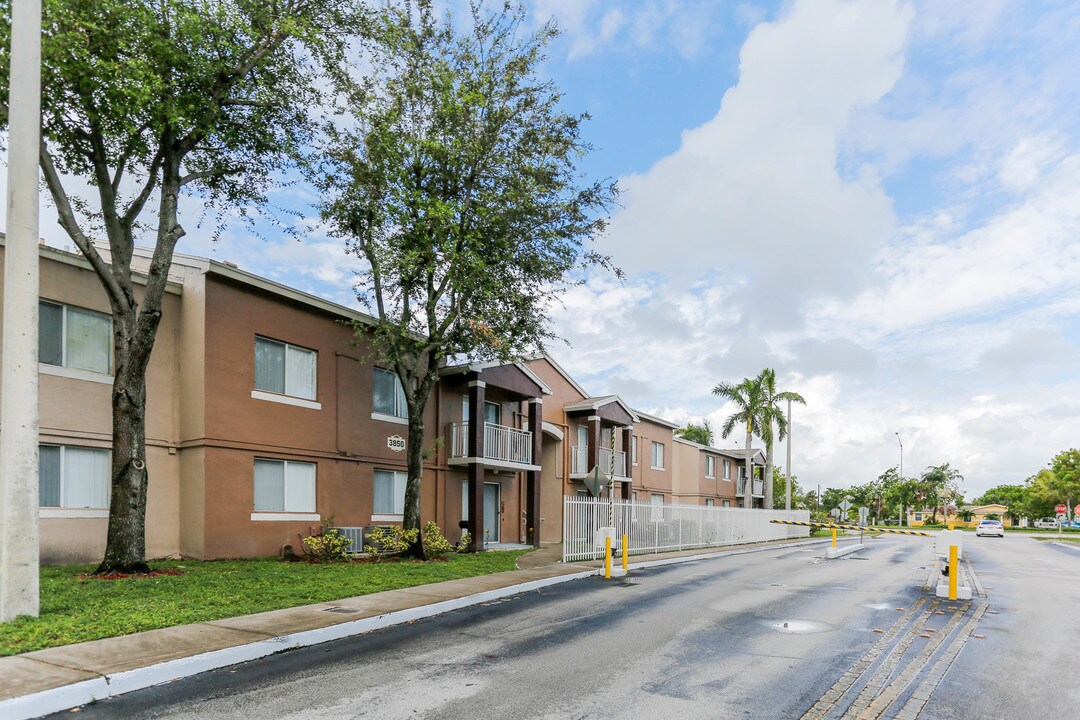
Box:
484 482 500 543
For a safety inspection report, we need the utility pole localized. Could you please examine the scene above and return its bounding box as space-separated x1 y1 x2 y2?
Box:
895 432 904 528
0 0 43 621
785 397 793 511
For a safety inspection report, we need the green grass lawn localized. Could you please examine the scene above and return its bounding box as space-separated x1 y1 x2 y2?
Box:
1035 536 1080 543
0 551 529 657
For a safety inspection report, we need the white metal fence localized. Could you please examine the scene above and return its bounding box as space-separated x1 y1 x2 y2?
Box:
562 495 811 562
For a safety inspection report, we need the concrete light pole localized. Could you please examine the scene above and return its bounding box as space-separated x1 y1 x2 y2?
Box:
785 397 793 511
0 0 43 621
895 432 903 528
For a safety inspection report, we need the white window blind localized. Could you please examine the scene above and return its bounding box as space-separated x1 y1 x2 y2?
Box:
253 459 316 512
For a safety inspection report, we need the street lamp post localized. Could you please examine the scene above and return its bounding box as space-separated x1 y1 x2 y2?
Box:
895 432 904 527
0 0 43 621
785 397 793 511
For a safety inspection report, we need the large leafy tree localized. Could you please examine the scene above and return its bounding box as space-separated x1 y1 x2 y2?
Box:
1050 449 1080 521
754 368 805 511
312 1 617 555
975 484 1028 524
0 0 359 573
713 377 764 509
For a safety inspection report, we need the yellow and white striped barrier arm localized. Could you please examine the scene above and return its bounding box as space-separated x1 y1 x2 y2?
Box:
768 519 934 537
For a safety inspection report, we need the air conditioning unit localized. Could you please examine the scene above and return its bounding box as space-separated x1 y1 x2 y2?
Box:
335 526 366 554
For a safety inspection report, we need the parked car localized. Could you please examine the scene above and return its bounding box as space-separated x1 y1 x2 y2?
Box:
1034 518 1059 529
975 519 1005 537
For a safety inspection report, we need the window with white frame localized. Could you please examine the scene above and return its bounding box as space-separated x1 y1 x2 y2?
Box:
39 300 111 375
39 444 110 508
722 499 731 507
631 436 638 465
650 493 665 521
651 441 664 469
373 368 408 419
723 459 731 479
254 336 316 400
253 458 316 512
706 455 716 478
706 498 715 507
374 469 408 516
913 512 923 522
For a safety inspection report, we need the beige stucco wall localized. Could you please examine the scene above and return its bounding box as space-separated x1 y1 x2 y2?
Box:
0 247 183 564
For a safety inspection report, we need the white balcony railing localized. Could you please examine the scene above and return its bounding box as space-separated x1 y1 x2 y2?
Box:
599 447 628 478
571 445 627 478
448 422 533 465
736 477 765 497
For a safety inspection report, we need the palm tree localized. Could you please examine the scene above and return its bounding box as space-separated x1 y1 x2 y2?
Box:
713 377 764 509
675 420 714 446
755 368 806 510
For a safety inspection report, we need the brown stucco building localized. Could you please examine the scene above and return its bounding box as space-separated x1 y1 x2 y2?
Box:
4 242 769 563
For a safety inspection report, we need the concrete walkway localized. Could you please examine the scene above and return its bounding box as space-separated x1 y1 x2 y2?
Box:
0 534 842 719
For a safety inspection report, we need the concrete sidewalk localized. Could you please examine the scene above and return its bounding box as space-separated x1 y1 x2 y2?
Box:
0 534 842 719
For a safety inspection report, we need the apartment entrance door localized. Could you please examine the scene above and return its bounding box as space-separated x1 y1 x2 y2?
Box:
484 482 501 543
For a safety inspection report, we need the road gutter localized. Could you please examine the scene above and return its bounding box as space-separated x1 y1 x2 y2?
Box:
2 535 846 720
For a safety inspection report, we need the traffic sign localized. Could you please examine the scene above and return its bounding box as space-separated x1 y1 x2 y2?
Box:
839 499 852 511
830 508 841 519
858 506 869 525
583 465 608 497
1075 505 1080 516
1055 504 1067 514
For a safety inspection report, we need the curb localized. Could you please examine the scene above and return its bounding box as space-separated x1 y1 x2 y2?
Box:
826 542 868 559
3 535 846 719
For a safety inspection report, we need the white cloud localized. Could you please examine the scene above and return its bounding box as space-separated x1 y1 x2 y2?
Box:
601 0 913 329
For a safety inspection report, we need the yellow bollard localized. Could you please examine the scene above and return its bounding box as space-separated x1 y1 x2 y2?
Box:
948 544 958 601
605 535 612 579
622 533 628 573
831 527 837 548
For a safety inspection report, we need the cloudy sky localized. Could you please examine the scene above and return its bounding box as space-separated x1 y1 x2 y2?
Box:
8 0 1080 499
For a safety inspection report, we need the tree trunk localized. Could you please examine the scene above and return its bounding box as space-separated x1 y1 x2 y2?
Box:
95 316 152 574
743 427 753 510
401 407 427 559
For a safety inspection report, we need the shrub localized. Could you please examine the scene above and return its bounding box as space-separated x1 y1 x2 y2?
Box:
422 521 455 559
364 526 419 557
456 530 472 552
301 520 353 562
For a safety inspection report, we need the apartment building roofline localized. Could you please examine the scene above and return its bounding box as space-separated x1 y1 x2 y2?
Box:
523 353 591 399
0 235 184 295
632 409 681 429
442 359 553 396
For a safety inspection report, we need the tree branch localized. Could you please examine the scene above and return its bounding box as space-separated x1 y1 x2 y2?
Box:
38 142 126 307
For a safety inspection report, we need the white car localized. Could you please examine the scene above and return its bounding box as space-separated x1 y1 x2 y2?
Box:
1034 518 1059 529
975 519 1005 537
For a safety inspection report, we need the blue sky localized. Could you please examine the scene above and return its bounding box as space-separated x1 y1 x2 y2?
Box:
8 0 1080 500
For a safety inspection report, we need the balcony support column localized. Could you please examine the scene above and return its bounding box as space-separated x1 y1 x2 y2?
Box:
526 399 542 547
621 426 633 500
467 380 486 552
587 416 601 494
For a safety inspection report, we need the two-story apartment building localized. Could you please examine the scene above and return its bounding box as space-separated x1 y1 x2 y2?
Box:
5 241 772 563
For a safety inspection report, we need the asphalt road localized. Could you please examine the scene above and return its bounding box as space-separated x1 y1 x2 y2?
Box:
58 534 1080 720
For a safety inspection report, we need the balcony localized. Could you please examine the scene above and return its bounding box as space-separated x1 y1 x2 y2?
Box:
448 422 537 470
736 477 765 497
570 445 628 480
